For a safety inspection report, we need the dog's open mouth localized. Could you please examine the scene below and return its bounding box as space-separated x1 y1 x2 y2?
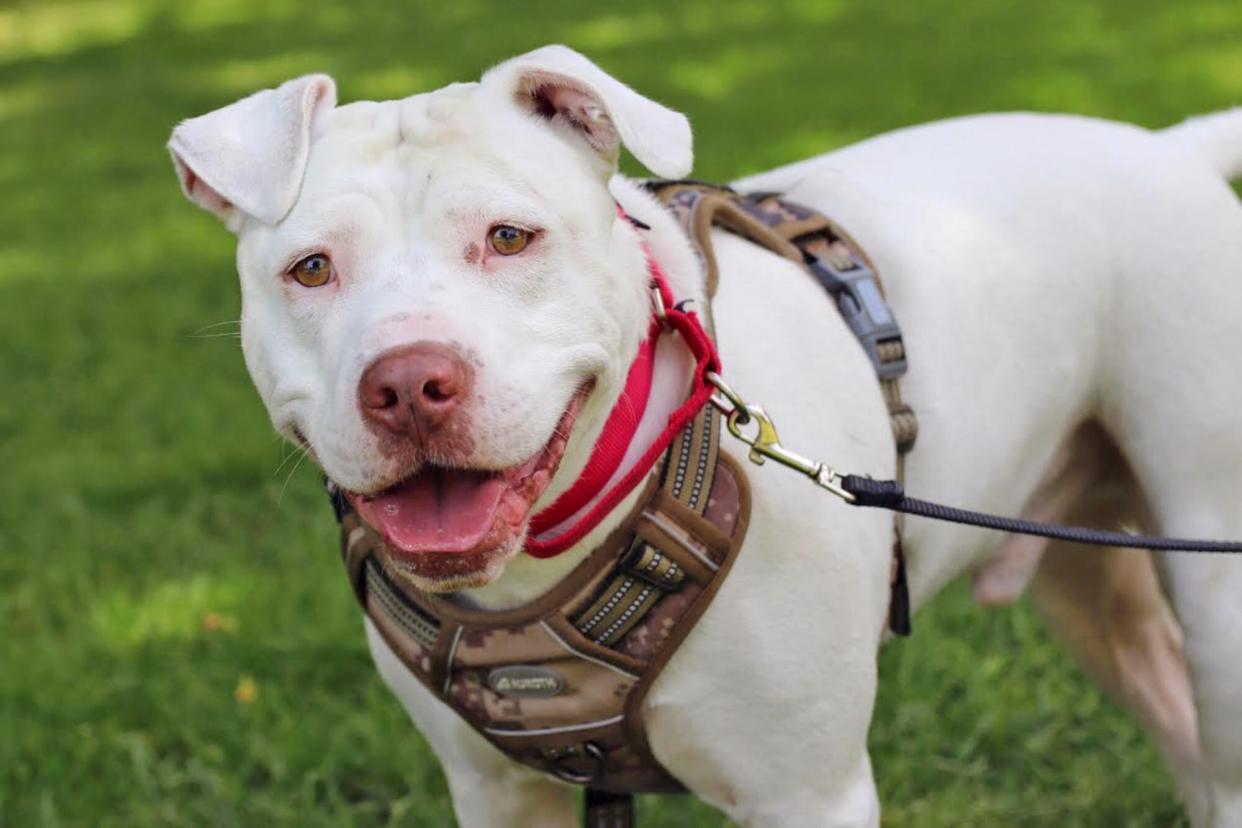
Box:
346 390 586 568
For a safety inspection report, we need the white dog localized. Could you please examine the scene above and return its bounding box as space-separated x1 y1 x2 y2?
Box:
169 45 1242 827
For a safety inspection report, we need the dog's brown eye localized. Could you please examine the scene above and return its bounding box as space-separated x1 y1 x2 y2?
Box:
489 225 530 256
291 253 333 287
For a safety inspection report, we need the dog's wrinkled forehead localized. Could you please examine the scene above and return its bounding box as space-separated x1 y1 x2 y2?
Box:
321 84 478 165
391 82 477 144
300 83 594 216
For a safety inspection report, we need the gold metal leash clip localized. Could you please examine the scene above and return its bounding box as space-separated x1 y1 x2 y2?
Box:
706 372 855 503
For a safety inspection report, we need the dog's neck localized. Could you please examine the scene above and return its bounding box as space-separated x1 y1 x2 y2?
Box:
465 176 708 610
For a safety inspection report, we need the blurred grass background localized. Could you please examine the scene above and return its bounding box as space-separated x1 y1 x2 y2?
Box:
4 0 1242 825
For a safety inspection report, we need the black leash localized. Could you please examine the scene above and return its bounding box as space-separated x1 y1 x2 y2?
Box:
840 475 1242 553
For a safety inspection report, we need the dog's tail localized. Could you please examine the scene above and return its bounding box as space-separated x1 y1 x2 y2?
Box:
1161 108 1242 180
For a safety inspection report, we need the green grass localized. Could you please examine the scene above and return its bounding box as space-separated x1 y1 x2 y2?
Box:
4 0 1241 824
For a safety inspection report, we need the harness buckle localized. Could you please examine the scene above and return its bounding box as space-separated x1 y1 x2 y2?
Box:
803 252 908 381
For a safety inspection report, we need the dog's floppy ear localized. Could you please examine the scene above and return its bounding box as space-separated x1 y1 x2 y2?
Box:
168 74 337 228
482 45 692 179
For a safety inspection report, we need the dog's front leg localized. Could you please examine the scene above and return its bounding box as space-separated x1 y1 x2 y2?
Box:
363 619 578 828
440 763 577 828
638 463 890 828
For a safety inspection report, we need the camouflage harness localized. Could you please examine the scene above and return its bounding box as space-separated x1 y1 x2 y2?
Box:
329 182 915 827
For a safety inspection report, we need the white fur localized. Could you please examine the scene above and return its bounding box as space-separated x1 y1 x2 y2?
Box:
171 46 1242 827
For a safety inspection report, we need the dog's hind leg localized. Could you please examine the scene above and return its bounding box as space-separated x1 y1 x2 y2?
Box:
1096 230 1242 821
1076 124 1242 825
1034 545 1205 806
1135 509 1242 826
1135 507 1242 827
986 424 1207 816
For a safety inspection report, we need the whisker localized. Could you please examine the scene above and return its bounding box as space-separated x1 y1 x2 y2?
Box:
277 448 311 505
191 319 242 333
187 331 242 339
272 442 301 478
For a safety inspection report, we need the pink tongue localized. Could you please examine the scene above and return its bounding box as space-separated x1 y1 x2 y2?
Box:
356 468 506 554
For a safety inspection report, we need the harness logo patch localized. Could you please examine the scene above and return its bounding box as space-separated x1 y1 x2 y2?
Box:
487 666 566 698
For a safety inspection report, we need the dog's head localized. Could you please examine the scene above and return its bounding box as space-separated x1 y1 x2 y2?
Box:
169 46 692 592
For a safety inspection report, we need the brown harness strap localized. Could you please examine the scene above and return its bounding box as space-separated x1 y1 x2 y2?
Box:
744 192 917 455
644 180 916 636
584 788 635 828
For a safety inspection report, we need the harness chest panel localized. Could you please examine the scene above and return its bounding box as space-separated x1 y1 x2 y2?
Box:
333 405 750 793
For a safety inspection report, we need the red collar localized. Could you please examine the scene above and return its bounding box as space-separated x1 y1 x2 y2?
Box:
523 217 721 558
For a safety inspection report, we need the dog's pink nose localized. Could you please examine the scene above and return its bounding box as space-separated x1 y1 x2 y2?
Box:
359 342 471 436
